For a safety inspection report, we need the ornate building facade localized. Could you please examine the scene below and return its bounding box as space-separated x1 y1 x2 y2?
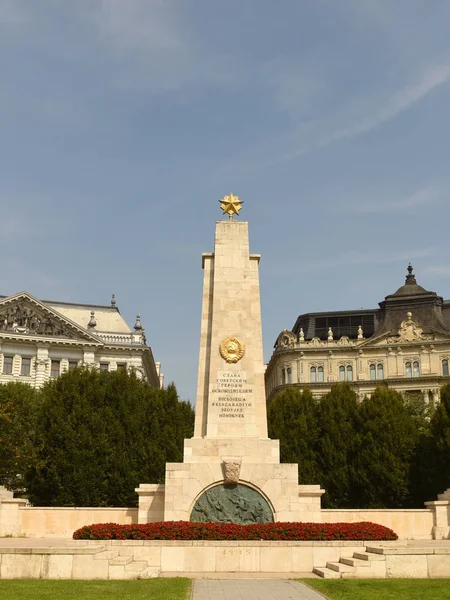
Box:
265 266 450 404
0 291 163 388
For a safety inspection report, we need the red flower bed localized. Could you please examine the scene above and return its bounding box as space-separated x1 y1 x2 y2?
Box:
73 521 397 541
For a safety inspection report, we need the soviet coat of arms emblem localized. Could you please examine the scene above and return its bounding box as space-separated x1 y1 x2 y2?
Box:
219 336 245 363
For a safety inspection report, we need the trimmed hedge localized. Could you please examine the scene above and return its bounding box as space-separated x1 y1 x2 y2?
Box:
73 521 398 541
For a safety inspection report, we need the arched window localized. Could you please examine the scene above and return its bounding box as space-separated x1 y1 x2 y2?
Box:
339 365 345 381
281 369 286 385
318 366 324 382
347 365 353 381
310 366 316 383
413 361 420 377
286 367 292 384
377 363 384 380
405 362 412 378
370 364 376 380
443 360 449 377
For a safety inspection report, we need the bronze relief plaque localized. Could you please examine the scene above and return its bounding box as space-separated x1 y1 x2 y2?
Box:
190 483 273 525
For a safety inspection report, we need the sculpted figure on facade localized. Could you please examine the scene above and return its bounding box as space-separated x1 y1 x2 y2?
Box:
0 302 70 338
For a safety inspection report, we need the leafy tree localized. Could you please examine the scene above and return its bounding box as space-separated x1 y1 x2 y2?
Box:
316 384 361 508
354 388 426 508
267 387 321 484
25 368 194 507
0 382 40 494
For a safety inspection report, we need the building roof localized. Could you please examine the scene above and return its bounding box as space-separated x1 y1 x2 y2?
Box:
0 294 134 334
388 264 434 298
46 302 132 334
284 265 450 345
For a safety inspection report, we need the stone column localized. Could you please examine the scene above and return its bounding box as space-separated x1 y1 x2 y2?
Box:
35 345 50 388
83 348 96 366
433 388 440 406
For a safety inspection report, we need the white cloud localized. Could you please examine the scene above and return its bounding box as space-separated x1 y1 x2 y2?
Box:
0 0 30 26
294 247 436 274
348 186 442 214
424 265 450 277
0 217 29 236
221 60 450 175
86 0 245 94
260 58 327 121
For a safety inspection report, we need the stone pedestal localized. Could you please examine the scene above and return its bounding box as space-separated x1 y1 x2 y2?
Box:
0 488 27 536
137 216 324 523
425 488 450 540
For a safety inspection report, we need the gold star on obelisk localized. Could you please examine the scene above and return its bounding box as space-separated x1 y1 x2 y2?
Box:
219 193 243 220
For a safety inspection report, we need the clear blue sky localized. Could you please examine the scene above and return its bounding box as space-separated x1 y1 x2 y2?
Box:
2 1 450 403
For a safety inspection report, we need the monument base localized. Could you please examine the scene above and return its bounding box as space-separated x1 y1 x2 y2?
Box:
136 436 324 524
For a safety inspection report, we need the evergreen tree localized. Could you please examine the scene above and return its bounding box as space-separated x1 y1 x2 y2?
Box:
416 383 450 500
354 388 424 508
316 384 361 508
25 368 194 507
0 382 40 494
267 387 321 484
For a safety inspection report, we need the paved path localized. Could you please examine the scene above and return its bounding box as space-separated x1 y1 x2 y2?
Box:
192 579 326 600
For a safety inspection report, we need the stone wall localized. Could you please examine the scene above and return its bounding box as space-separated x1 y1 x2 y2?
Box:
321 509 434 540
9 507 138 538
2 540 450 579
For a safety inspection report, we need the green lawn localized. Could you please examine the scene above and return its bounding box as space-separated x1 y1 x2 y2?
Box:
304 579 450 600
0 579 191 600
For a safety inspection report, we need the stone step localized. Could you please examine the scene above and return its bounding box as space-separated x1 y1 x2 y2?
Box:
341 557 372 568
139 567 161 579
313 567 341 579
94 550 119 561
109 556 133 566
326 561 355 574
125 561 148 572
354 551 386 561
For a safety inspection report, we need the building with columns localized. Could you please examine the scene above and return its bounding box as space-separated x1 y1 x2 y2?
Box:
0 291 163 388
265 266 450 405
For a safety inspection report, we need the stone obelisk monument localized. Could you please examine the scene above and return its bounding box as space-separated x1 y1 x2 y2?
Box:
137 195 323 523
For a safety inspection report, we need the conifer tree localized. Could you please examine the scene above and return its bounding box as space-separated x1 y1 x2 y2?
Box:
267 387 321 484
354 388 423 508
316 384 361 508
26 368 194 507
417 383 450 500
0 382 40 494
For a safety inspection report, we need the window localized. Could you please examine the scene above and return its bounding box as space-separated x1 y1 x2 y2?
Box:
443 360 449 377
405 362 412 378
318 366 324 382
100 363 109 371
413 361 420 377
377 363 384 380
116 363 126 371
310 366 316 383
286 367 292 384
21 357 31 376
2 356 13 375
50 360 60 378
68 361 78 370
370 364 376 380
339 364 353 381
281 369 286 385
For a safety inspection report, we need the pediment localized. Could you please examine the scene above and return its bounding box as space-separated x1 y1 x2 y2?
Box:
0 293 100 343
